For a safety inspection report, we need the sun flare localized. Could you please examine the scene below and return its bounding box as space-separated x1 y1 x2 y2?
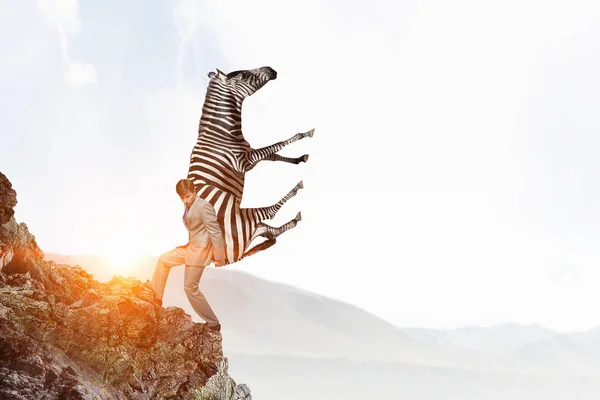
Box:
104 247 140 274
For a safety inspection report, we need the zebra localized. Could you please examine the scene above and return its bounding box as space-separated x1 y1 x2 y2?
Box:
186 66 314 264
188 66 314 199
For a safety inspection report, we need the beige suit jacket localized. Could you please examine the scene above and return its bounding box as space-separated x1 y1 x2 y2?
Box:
181 196 226 266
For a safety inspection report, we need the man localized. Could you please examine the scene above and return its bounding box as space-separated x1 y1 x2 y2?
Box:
151 178 227 332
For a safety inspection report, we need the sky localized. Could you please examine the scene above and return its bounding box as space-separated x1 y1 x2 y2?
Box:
1 0 600 333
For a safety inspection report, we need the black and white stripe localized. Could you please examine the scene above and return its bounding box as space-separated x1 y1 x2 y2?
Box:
194 181 303 263
185 66 313 263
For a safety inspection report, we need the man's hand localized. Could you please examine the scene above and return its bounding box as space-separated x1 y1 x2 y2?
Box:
214 259 227 267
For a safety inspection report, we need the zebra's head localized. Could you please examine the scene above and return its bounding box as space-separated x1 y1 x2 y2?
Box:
207 66 277 98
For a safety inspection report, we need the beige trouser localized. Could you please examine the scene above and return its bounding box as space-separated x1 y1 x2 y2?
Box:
150 247 219 327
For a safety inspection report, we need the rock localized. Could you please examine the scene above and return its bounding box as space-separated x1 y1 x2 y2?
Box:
0 172 18 272
0 172 252 399
0 172 17 225
0 219 44 275
0 247 12 271
0 263 230 399
192 358 253 400
234 384 252 400
0 172 43 273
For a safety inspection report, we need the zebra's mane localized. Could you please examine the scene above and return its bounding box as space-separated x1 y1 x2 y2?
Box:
226 70 245 78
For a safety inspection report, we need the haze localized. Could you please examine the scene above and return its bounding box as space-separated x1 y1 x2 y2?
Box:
2 0 600 334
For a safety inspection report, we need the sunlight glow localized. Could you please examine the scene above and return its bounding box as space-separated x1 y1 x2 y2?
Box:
103 244 141 275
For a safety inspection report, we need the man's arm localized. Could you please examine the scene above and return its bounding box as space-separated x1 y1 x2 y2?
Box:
198 201 227 263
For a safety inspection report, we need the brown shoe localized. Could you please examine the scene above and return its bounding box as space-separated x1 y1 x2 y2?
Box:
206 323 221 332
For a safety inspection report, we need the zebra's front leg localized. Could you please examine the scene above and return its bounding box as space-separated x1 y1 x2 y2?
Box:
245 128 315 171
251 180 304 221
254 212 302 240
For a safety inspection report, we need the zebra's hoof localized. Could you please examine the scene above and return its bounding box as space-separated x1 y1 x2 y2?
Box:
298 180 304 189
296 211 302 221
308 128 315 138
302 154 309 162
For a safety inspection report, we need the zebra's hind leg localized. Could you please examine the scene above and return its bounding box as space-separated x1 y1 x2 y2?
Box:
254 212 302 240
245 128 315 171
241 238 277 259
265 153 309 165
251 180 304 221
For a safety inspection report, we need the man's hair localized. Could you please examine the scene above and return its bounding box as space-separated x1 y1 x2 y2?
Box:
175 179 196 196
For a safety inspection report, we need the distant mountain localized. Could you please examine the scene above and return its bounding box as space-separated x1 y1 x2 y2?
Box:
510 332 600 375
225 354 600 400
44 252 154 283
404 323 557 355
404 324 600 375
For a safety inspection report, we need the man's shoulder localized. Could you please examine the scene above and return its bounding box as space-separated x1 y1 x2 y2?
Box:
194 195 208 203
193 196 213 209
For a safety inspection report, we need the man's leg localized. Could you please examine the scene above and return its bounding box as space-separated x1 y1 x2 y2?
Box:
151 247 186 302
184 265 220 328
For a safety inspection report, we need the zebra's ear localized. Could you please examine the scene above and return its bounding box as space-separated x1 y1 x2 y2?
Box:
216 68 228 81
208 71 216 79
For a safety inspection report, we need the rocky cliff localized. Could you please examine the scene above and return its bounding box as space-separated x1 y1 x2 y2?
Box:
0 172 251 400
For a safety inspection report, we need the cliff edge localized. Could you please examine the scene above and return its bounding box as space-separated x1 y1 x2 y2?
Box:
0 172 251 400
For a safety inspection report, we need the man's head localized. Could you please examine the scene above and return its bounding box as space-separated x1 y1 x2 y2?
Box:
176 179 196 207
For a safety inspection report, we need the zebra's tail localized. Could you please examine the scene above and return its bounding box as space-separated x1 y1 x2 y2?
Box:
241 238 277 260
